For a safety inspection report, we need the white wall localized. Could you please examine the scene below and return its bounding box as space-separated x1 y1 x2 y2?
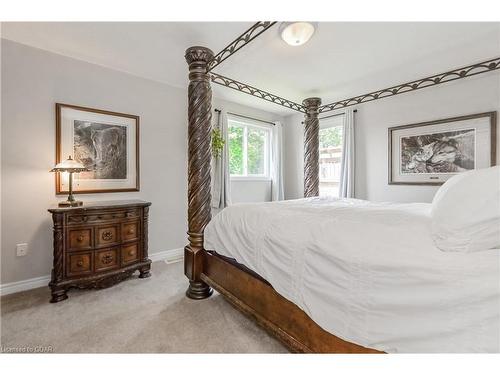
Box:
230 180 272 203
283 72 500 202
283 113 304 200
0 39 281 284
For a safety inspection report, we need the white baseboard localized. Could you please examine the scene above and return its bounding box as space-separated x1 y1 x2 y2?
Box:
149 247 184 264
0 248 184 297
0 275 52 297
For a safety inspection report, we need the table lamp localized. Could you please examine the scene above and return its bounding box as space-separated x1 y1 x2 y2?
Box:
50 156 88 207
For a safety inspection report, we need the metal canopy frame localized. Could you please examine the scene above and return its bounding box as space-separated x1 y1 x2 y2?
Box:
183 22 500 290
211 72 304 112
207 22 500 114
182 21 500 352
318 57 500 113
207 21 276 72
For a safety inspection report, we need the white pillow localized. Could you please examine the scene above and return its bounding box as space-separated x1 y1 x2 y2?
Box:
431 166 500 252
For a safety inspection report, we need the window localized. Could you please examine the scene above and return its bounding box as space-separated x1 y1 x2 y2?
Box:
228 116 271 179
319 115 344 197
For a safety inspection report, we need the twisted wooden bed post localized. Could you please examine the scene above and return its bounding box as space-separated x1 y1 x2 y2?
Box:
184 46 214 299
303 97 322 197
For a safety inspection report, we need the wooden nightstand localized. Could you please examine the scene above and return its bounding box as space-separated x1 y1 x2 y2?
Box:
47 200 152 303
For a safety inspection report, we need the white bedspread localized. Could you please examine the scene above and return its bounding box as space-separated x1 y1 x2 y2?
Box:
204 197 500 353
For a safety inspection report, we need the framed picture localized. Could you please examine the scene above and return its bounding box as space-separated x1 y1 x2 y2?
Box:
388 112 496 185
55 103 140 194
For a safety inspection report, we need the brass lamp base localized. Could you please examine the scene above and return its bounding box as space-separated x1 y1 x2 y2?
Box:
58 200 83 207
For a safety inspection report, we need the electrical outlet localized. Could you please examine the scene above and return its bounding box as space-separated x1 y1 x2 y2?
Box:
16 243 28 257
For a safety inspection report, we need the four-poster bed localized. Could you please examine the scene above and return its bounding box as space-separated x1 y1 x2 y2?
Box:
183 22 500 353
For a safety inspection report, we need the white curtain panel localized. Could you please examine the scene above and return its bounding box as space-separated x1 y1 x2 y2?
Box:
211 110 232 209
271 121 285 201
339 109 355 198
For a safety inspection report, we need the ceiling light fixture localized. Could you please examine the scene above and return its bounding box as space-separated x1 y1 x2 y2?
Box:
280 22 316 46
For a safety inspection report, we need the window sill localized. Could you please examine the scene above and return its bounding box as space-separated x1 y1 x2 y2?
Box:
230 177 272 182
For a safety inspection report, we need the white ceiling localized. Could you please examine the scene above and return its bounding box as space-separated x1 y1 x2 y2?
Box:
2 22 500 115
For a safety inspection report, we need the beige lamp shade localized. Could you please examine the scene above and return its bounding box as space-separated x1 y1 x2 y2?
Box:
50 155 88 173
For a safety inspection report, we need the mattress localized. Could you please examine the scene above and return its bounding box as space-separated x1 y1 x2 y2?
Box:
204 197 500 353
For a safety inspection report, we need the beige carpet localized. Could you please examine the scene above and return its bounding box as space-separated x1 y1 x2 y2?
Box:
0 260 287 353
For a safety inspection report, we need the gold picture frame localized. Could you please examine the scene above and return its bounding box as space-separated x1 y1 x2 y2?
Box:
55 103 140 194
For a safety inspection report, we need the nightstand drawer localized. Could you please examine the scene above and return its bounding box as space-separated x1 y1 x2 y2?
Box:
68 228 93 251
121 243 140 265
95 248 119 272
67 252 93 277
122 221 140 242
67 209 141 225
96 225 120 247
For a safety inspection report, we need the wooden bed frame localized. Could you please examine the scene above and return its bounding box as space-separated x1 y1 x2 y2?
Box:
182 41 381 353
202 251 381 353
182 22 500 353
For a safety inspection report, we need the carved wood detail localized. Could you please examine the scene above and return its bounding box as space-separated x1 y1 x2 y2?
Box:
47 201 151 303
56 263 147 293
71 269 135 289
303 97 321 198
184 46 214 299
51 213 64 284
139 206 151 278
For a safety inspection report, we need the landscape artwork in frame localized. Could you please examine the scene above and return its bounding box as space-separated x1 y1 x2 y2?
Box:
388 112 496 185
56 103 140 194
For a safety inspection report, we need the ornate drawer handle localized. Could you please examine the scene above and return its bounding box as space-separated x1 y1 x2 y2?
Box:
76 260 84 267
101 230 113 241
102 254 114 264
128 250 135 256
77 235 85 242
